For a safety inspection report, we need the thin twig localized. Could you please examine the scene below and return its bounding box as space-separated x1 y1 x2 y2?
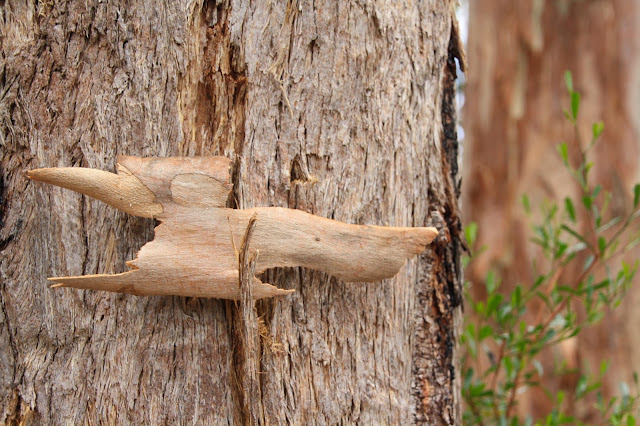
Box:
489 340 507 420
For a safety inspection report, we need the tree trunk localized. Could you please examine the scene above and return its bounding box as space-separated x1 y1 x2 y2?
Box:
1 0 464 424
464 0 640 419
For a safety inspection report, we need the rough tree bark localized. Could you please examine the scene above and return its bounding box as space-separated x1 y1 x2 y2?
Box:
1 0 464 424
464 0 640 420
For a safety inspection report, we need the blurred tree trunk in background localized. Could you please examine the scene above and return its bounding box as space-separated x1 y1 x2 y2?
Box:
464 0 640 419
0 0 465 423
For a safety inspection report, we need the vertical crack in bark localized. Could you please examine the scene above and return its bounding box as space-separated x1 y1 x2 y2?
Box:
3 388 34 426
412 16 465 424
0 166 15 251
0 288 19 421
0 168 6 233
177 0 247 159
442 18 464 200
440 16 466 309
178 1 254 421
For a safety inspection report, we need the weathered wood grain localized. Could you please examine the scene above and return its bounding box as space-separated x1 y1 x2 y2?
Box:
29 157 438 299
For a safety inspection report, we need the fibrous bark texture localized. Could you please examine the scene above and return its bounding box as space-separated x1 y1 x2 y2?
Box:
464 0 640 420
0 0 463 424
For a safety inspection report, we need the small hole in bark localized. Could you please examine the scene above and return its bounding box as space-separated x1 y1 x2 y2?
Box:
290 156 318 185
290 156 305 182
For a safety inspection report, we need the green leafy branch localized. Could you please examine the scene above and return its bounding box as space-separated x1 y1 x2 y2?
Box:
462 71 640 426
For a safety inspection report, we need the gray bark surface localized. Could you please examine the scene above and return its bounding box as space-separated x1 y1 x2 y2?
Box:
0 0 463 423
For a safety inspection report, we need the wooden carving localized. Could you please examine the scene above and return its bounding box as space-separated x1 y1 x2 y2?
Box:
28 156 439 300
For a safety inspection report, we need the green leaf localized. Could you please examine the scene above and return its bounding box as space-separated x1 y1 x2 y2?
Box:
466 323 476 337
557 285 579 295
582 194 593 210
555 241 568 259
487 293 503 316
532 275 547 290
584 162 593 179
486 269 498 294
592 279 611 291
522 194 531 214
504 356 515 379
463 367 473 387
565 197 576 222
465 335 477 359
634 184 640 208
588 310 604 323
584 254 595 271
624 235 640 253
478 325 493 341
561 224 592 248
512 284 522 308
469 382 488 397
592 121 604 139
597 216 621 233
536 290 552 309
464 222 478 247
565 70 574 92
598 236 607 256
571 91 581 120
627 415 636 426
576 375 588 398
557 142 569 166
594 204 602 227
533 360 544 376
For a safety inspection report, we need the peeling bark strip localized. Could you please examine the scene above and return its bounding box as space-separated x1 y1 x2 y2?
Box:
28 156 438 299
234 214 264 424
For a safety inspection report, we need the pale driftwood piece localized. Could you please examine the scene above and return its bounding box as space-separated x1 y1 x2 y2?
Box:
27 166 163 218
27 156 232 215
28 156 439 300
